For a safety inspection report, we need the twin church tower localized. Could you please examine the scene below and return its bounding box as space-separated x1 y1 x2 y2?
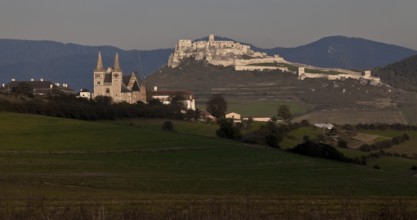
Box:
93 52 147 104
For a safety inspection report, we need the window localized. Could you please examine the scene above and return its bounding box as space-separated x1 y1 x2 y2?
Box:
106 88 110 93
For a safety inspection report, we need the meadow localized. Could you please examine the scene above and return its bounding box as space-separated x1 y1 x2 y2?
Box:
1 112 417 218
197 99 311 118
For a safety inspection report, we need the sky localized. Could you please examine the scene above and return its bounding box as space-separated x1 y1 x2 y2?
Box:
1 0 416 50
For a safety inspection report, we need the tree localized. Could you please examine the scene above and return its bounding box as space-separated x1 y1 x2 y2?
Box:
94 95 112 106
216 118 241 140
246 116 254 128
11 82 33 97
338 139 348 148
277 105 292 122
206 94 227 118
162 120 174 131
170 94 186 110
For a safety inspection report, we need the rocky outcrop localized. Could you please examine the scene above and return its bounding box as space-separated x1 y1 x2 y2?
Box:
168 34 285 68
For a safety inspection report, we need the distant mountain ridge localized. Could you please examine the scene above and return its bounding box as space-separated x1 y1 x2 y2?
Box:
0 36 415 90
264 36 417 70
0 39 172 90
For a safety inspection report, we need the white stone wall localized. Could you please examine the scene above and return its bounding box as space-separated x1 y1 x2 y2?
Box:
235 66 288 72
297 68 382 85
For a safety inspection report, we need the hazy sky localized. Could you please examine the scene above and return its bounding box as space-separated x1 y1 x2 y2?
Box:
1 0 416 50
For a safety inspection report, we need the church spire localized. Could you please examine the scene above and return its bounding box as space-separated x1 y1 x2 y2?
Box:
95 51 104 71
114 52 121 72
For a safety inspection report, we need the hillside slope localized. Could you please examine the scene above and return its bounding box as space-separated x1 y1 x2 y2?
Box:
146 60 417 124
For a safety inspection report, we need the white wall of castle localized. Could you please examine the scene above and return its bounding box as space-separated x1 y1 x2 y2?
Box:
297 67 382 85
235 66 289 72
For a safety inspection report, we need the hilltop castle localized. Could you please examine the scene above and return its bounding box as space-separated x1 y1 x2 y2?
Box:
168 34 285 69
93 52 147 104
167 34 382 85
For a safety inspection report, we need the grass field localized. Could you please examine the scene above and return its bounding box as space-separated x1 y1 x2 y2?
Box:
2 112 417 218
280 127 323 149
399 105 417 125
214 99 312 118
276 125 417 174
360 129 417 156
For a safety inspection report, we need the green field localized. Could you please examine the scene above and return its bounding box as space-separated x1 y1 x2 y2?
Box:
280 127 323 149
360 129 417 156
2 112 417 217
399 105 417 125
264 125 417 175
215 99 312 118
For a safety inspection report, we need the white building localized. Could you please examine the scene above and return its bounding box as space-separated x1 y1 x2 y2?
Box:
151 87 196 110
226 112 242 123
77 89 92 100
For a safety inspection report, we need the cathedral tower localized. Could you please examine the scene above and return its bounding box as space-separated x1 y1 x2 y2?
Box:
111 52 122 101
93 51 105 98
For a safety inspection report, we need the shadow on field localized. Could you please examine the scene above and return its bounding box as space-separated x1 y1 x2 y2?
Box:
1 197 416 219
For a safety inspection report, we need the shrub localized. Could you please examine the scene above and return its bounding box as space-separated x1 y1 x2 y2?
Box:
162 120 174 131
216 118 241 140
373 164 381 170
316 134 326 142
289 141 352 163
300 120 311 127
338 139 348 148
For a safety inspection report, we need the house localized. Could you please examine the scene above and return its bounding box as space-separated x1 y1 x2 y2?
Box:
198 110 216 122
93 52 147 104
151 86 196 110
314 123 335 130
225 112 242 123
77 89 92 99
3 78 74 95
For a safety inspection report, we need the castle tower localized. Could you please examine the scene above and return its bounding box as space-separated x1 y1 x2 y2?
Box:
93 51 105 98
208 34 215 42
208 34 215 48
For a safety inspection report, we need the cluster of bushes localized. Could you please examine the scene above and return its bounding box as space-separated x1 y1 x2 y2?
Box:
241 121 289 148
288 141 354 163
359 134 410 152
356 123 417 131
216 119 242 140
360 150 410 161
216 119 312 149
0 93 197 121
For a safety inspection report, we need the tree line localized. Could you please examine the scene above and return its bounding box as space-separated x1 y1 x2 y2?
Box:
0 92 197 121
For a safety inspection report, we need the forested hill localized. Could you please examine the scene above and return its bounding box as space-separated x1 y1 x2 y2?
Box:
375 55 417 91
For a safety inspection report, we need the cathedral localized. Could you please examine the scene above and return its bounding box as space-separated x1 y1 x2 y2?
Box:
93 52 147 104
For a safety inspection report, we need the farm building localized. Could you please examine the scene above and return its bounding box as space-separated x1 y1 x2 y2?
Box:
226 112 242 123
